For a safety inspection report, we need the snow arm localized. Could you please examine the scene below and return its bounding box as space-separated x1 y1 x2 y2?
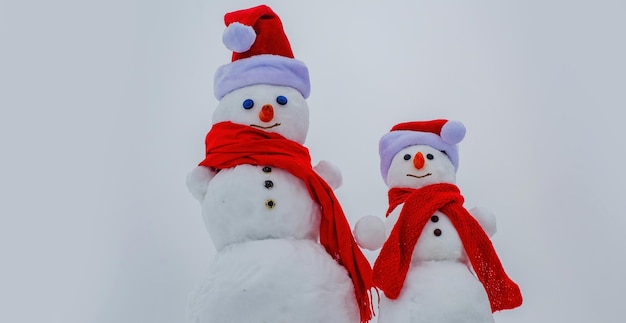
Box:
313 160 342 190
185 166 217 202
353 215 386 251
468 206 497 237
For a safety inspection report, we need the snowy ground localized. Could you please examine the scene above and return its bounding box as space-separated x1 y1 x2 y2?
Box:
1 1 625 322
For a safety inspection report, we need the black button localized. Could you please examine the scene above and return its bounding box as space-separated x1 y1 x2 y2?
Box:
265 199 276 209
262 166 272 173
431 215 439 223
434 229 442 236
264 180 273 189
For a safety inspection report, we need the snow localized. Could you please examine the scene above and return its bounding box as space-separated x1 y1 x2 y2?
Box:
187 239 358 323
379 261 494 323
196 164 320 250
354 215 387 251
212 84 310 144
2 1 626 323
385 145 456 189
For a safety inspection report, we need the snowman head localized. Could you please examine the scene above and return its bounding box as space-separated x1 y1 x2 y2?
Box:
214 5 310 101
379 120 466 186
386 145 456 189
212 84 309 144
211 5 312 144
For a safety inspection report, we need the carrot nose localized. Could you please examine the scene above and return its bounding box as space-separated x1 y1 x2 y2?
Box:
413 151 425 169
259 104 274 122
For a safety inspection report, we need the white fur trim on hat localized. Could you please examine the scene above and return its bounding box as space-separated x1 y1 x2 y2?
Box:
214 54 310 99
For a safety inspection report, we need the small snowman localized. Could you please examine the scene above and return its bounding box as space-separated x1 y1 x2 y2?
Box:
354 120 522 323
186 5 373 323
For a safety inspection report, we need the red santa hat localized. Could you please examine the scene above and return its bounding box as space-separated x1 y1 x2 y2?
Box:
379 119 466 184
214 5 310 99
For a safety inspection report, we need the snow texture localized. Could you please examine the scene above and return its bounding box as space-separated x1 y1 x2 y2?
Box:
198 164 320 251
378 261 494 323
354 215 387 251
187 239 358 323
212 84 310 144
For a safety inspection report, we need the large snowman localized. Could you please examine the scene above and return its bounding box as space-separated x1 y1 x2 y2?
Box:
186 5 373 323
354 120 522 323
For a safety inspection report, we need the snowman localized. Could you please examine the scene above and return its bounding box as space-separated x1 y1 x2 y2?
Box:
354 120 522 323
185 5 373 323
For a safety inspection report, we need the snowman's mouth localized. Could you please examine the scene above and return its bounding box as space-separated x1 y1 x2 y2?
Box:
251 123 281 129
407 173 432 179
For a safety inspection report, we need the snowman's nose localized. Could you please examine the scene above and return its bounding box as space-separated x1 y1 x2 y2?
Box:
259 104 274 122
413 151 425 169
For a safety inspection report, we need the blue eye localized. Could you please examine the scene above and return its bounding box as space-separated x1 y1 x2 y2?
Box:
276 95 288 105
242 99 254 109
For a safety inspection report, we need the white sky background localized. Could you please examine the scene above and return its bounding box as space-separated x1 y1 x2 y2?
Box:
1 0 625 322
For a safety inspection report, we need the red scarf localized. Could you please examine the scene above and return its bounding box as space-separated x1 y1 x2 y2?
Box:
198 121 374 322
372 183 522 312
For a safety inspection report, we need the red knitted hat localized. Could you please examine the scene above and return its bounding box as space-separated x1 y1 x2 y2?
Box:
214 5 310 99
223 4 294 61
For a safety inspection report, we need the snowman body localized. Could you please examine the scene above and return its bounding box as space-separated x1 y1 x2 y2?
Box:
376 145 495 323
187 84 357 323
201 164 319 250
378 207 494 323
188 239 358 323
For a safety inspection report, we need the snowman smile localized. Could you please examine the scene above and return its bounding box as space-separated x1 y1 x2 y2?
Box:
250 123 281 129
407 173 432 179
